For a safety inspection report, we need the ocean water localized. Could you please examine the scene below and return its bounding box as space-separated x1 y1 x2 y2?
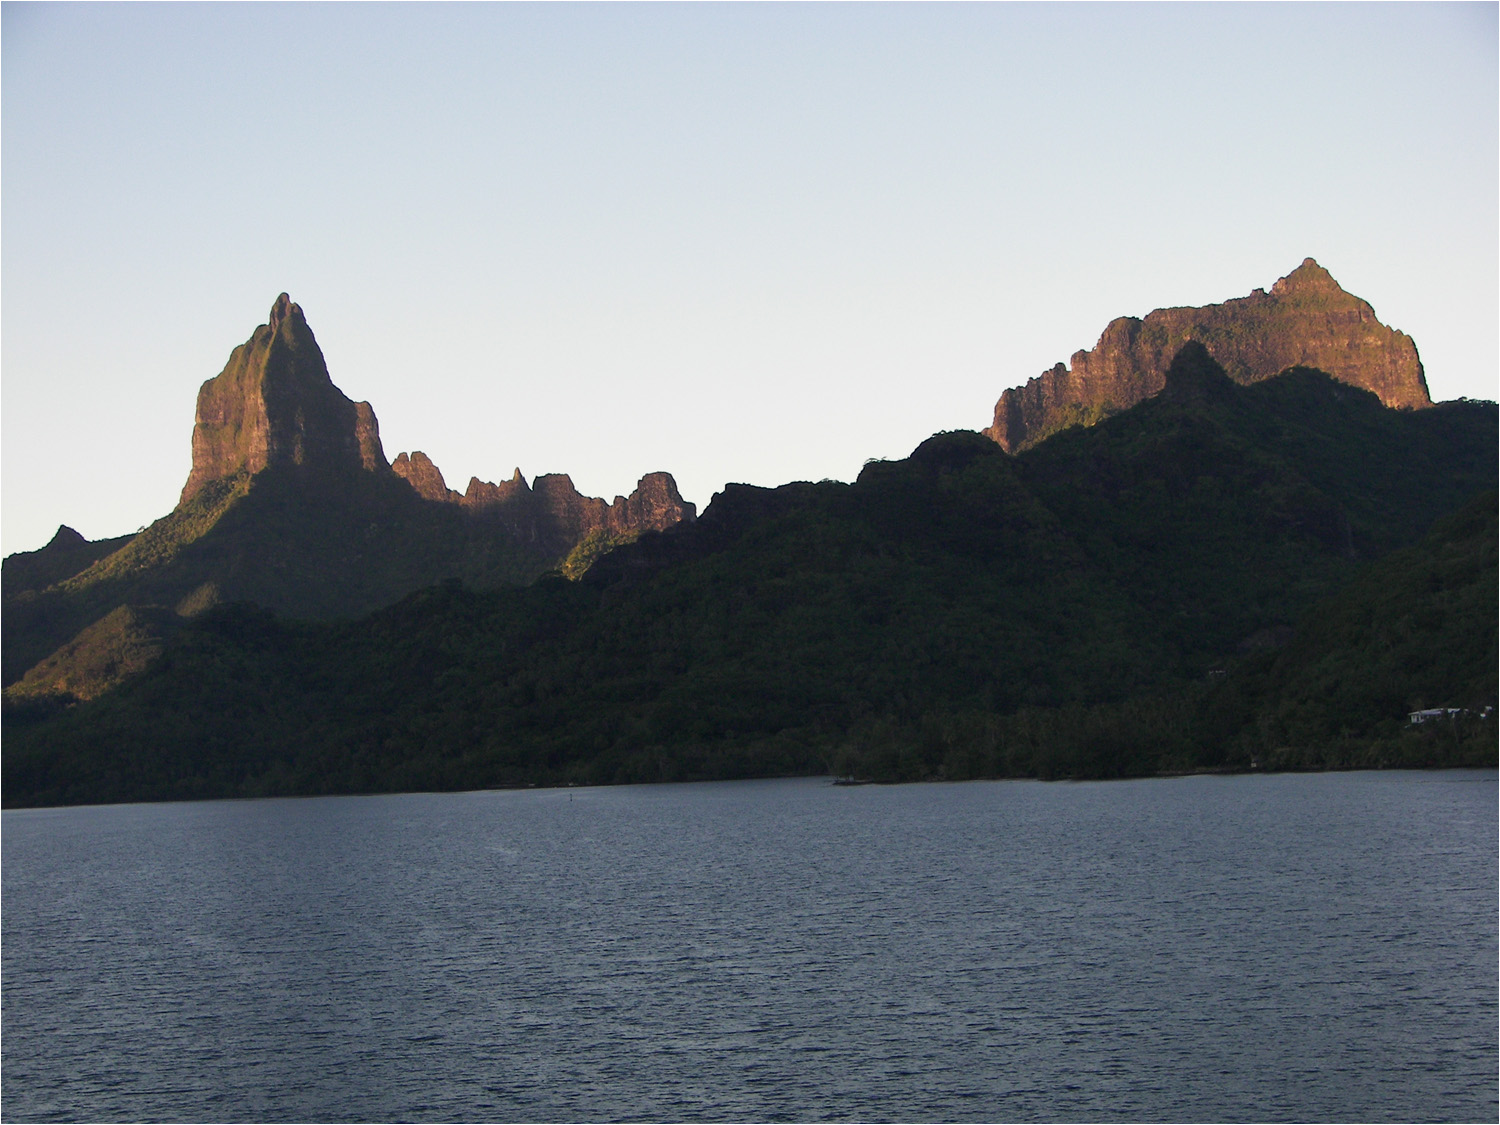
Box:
3 771 1495 1123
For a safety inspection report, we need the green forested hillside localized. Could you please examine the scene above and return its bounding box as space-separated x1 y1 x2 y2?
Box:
2 466 559 686
1239 489 1497 768
824 489 1497 782
5 349 1494 806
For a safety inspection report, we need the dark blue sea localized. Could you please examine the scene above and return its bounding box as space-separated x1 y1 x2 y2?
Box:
3 771 1496 1122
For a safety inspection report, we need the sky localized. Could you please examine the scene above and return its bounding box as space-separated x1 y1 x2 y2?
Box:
3 2 1496 557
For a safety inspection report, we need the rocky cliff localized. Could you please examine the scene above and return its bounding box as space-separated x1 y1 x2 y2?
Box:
181 292 693 547
392 453 694 558
181 294 387 504
985 259 1431 453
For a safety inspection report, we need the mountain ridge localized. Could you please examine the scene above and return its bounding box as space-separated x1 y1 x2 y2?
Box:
985 259 1431 452
7 345 1489 807
2 294 695 687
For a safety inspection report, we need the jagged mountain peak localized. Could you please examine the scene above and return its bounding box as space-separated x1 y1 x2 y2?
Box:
181 295 697 554
1273 257 1338 294
391 450 458 503
43 526 89 552
267 292 295 331
985 260 1431 453
391 445 694 556
179 294 387 505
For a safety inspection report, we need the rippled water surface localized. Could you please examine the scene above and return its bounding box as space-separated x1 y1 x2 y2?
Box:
4 771 1496 1122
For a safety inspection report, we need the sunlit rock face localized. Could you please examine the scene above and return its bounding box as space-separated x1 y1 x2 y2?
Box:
985 259 1431 453
180 294 697 550
392 455 696 559
180 294 387 505
612 472 696 534
391 451 459 504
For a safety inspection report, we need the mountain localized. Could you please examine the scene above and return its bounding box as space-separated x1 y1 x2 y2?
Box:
2 295 694 686
986 259 1431 452
390 452 691 562
179 292 388 503
0 525 135 604
6 345 1492 807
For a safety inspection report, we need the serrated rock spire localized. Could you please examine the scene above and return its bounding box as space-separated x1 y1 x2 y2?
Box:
180 295 387 505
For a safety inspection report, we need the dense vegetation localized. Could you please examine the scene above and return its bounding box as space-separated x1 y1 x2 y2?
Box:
3 605 181 704
4 348 1495 806
827 490 1497 781
2 466 556 685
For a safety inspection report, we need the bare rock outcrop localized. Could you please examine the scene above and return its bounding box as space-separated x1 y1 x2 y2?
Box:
524 470 696 551
180 294 388 505
391 451 461 504
463 468 530 510
613 472 695 533
177 292 697 553
391 455 696 557
985 259 1431 453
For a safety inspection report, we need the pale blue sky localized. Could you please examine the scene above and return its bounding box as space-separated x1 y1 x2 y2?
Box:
4 2 1496 555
